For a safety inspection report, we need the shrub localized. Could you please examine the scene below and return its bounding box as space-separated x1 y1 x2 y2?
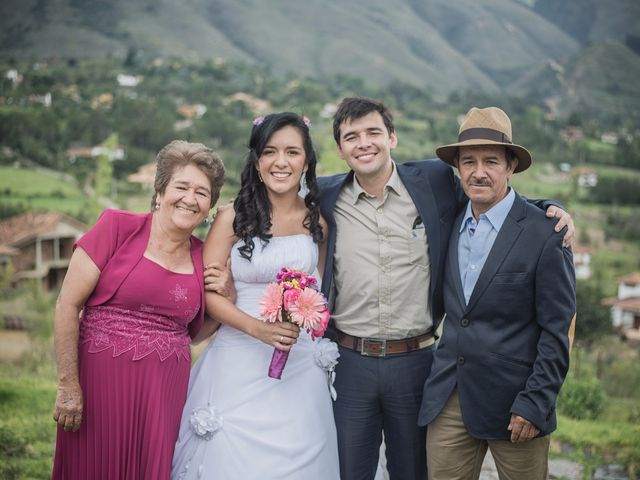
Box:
558 374 608 420
0 425 27 480
600 357 640 399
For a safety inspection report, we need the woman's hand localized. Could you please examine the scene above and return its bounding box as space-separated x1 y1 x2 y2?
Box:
53 381 83 432
253 321 300 352
204 259 236 301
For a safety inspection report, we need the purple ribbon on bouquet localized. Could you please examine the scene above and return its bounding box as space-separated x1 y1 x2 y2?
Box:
268 349 289 379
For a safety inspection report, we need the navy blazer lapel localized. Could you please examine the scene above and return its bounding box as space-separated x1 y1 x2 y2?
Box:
448 209 467 310
397 164 441 295
465 193 526 313
318 172 351 300
319 171 352 230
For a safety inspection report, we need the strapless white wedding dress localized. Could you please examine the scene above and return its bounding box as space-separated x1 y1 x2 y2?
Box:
172 235 340 480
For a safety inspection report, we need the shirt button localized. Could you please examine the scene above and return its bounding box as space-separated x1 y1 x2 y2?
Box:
461 318 469 327
377 208 382 214
470 265 477 270
457 356 465 365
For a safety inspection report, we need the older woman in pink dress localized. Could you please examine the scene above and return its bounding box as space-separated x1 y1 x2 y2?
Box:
52 141 226 480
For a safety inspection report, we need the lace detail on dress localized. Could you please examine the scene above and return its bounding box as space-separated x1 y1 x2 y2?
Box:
80 305 191 362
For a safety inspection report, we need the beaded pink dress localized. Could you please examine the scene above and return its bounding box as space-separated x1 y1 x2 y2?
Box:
52 212 201 480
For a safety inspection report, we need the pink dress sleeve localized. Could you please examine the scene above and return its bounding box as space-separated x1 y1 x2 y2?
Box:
74 209 119 271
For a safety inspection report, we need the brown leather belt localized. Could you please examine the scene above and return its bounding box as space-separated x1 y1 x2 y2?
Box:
336 330 435 357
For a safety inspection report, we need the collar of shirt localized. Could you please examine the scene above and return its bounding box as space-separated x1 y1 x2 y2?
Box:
351 161 401 204
459 187 516 234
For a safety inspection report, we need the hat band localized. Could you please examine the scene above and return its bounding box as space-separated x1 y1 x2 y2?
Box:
458 128 512 144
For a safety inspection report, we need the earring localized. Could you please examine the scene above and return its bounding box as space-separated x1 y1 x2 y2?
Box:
155 202 160 210
299 173 309 197
258 171 264 183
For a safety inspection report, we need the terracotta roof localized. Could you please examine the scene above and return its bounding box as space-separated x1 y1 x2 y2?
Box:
572 244 592 254
127 162 157 184
603 296 640 314
618 273 640 286
0 211 86 246
65 147 95 158
0 244 19 256
224 92 271 114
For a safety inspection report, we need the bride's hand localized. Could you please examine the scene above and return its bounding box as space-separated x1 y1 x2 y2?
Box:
255 321 300 351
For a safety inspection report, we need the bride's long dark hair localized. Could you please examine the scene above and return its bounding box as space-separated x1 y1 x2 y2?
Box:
233 112 323 261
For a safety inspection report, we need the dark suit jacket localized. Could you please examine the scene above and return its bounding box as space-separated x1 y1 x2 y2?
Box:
418 192 576 439
317 160 466 331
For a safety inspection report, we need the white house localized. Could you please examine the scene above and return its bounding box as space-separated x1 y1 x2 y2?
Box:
573 245 592 280
604 273 640 333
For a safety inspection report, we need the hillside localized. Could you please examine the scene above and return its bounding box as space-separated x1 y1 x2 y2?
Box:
509 42 640 126
534 0 640 46
0 0 580 95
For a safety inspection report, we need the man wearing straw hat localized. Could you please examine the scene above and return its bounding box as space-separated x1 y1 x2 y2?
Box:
418 107 576 480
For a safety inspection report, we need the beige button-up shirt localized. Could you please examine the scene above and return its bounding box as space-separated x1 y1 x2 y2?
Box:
332 163 432 339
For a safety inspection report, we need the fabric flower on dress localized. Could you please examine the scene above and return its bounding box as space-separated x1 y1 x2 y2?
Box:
314 338 340 400
314 338 339 371
190 404 223 440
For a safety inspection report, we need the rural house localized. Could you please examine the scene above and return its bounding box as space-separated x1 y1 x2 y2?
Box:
603 273 640 342
0 211 86 290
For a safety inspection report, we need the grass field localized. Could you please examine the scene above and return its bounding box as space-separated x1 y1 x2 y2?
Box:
555 404 640 478
0 368 57 479
1 357 638 479
0 166 87 218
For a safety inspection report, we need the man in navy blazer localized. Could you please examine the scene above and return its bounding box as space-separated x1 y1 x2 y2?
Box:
317 97 574 480
418 107 576 480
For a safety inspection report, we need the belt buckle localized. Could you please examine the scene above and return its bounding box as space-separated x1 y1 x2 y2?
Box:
361 338 386 357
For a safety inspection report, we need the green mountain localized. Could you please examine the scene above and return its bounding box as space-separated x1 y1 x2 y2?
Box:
534 0 640 46
0 0 580 95
509 41 640 126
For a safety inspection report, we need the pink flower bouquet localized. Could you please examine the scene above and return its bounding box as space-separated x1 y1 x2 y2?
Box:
259 267 330 379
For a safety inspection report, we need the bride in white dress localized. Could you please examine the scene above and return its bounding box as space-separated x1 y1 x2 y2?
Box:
172 113 340 480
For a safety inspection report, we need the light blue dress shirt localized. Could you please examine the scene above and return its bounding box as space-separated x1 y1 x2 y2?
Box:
458 188 516 304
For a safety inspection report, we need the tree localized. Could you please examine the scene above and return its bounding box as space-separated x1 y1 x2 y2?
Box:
95 133 117 198
572 279 612 379
575 279 612 348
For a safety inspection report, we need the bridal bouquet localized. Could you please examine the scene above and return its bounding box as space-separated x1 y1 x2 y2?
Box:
259 267 330 379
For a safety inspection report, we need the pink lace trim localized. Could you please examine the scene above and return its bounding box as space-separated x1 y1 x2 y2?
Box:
80 306 191 362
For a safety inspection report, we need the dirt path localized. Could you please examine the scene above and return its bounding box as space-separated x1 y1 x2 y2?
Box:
0 330 31 362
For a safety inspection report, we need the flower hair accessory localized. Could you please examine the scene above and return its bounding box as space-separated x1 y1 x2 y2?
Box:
302 115 311 127
253 116 265 126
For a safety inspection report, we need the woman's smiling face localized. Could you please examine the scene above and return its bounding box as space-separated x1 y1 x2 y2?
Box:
257 125 307 197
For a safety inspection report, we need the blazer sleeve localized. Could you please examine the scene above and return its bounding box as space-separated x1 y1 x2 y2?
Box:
510 232 576 429
74 209 120 270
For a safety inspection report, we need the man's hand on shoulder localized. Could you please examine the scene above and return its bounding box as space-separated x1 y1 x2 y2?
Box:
545 206 574 248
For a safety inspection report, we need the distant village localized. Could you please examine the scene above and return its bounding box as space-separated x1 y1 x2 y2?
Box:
1 63 639 344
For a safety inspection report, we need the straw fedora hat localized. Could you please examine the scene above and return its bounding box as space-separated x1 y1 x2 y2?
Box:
435 107 532 173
